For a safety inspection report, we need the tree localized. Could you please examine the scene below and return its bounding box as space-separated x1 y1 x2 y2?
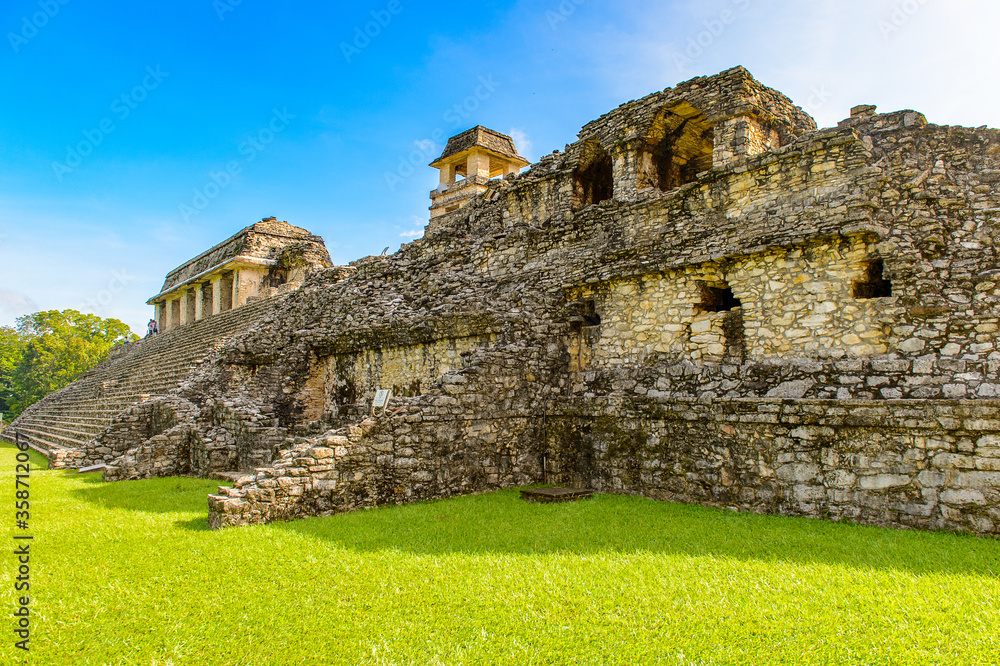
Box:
4 310 138 419
0 326 23 417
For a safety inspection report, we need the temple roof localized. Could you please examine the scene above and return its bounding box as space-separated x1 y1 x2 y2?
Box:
430 126 527 166
148 217 330 302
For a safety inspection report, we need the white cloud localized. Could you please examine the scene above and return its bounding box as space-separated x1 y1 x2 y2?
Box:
414 139 439 153
399 214 425 239
508 128 534 161
520 0 1000 130
0 290 38 321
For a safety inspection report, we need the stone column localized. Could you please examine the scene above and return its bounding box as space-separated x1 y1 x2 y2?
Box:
439 163 456 187
194 284 204 321
466 151 490 179
712 116 746 168
612 139 643 202
164 298 174 331
211 276 222 315
179 292 189 325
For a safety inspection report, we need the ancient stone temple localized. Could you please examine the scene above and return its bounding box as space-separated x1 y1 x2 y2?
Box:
3 218 331 466
148 217 331 332
5 67 1000 537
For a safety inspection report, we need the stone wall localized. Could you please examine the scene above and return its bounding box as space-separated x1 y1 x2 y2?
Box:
208 333 566 528
88 396 199 479
544 397 1000 536
580 355 1000 402
567 235 892 368
323 334 497 407
81 395 288 481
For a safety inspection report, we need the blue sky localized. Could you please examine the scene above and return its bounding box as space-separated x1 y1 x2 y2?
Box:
1 0 998 334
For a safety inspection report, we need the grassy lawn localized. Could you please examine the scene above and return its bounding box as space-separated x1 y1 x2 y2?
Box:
0 442 998 665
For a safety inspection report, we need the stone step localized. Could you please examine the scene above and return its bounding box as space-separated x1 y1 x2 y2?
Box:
6 294 290 458
16 422 102 440
15 426 90 450
520 487 595 503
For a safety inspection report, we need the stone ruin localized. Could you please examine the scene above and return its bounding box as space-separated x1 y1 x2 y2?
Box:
5 66 1000 536
148 217 332 332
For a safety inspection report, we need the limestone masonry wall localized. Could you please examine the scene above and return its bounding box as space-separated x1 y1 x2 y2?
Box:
545 398 1000 535
324 333 498 407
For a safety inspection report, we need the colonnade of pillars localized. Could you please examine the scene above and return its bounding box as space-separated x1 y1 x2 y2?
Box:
156 272 235 333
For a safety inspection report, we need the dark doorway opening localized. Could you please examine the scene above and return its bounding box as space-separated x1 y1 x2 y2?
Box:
573 145 614 209
853 260 892 299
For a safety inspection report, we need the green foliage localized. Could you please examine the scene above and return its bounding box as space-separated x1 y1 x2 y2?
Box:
0 310 137 419
2 446 997 665
0 326 22 416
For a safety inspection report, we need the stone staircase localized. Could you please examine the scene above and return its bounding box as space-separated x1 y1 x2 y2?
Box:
2 296 286 466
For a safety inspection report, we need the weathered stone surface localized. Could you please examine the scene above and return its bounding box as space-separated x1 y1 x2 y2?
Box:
766 380 815 399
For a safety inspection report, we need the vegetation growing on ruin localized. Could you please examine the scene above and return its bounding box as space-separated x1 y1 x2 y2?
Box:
2 443 997 665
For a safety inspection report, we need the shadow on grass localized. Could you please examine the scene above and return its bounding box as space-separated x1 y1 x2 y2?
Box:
0 440 50 470
276 489 1000 578
70 474 220 518
175 516 212 531
67 474 1000 578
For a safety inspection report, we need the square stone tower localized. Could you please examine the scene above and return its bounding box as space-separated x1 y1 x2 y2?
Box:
429 126 529 218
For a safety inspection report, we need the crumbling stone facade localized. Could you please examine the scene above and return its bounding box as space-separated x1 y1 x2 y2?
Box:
8 67 1000 537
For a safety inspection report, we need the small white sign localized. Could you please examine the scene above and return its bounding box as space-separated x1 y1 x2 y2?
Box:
372 389 391 408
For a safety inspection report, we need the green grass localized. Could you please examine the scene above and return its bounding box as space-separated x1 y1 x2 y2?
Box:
0 442 998 665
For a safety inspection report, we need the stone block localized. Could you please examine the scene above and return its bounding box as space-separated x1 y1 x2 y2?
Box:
943 384 968 399
898 338 926 353
932 453 977 470
825 469 856 489
917 470 945 488
790 426 835 441
794 485 827 502
766 380 815 399
940 489 986 506
859 474 911 490
776 463 821 483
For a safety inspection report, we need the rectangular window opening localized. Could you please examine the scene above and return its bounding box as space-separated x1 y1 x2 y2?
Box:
699 285 741 312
